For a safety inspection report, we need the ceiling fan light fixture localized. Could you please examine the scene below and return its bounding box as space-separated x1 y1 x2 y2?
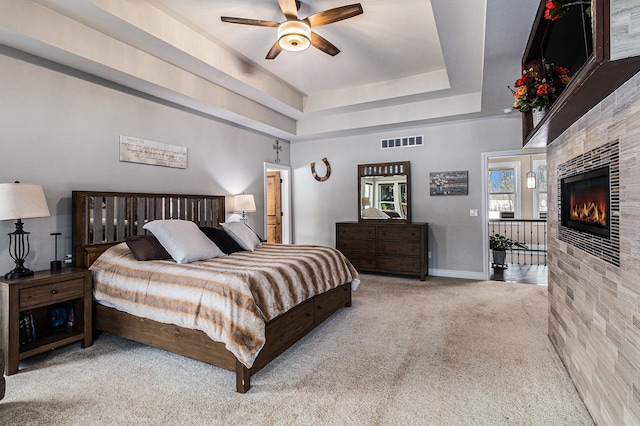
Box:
277 20 311 52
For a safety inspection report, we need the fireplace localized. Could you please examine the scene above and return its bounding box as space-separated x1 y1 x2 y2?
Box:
561 166 610 239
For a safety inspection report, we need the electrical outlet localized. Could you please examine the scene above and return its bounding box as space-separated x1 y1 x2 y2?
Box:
428 251 432 259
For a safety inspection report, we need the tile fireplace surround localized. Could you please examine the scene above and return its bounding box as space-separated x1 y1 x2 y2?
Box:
557 139 620 267
547 72 640 425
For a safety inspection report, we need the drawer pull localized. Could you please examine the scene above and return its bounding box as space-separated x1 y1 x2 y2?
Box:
51 289 58 294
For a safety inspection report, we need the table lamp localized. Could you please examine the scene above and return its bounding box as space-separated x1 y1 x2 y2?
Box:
233 194 256 225
0 182 51 279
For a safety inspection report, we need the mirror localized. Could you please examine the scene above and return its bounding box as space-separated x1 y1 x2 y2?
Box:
358 161 411 222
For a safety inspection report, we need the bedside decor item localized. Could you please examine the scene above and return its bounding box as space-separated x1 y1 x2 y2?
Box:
50 232 62 271
310 158 331 182
0 182 51 279
509 63 571 114
233 194 256 225
48 305 68 328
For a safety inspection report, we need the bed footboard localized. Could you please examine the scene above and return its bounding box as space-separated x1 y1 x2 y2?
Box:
95 283 352 393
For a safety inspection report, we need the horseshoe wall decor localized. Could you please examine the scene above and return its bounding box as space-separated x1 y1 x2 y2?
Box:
310 157 331 182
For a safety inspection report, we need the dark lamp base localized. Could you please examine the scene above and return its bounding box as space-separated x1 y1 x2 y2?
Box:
5 267 35 280
50 260 63 271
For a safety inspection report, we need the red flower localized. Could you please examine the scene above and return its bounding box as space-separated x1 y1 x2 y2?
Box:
546 1 556 9
536 83 553 95
555 66 569 75
514 75 528 87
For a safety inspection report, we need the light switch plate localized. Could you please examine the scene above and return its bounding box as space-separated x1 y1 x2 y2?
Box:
470 209 479 217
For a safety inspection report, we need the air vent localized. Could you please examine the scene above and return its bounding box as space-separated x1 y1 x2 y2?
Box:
380 135 424 150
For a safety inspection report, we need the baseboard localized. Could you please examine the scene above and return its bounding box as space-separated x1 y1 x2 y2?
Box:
428 268 486 280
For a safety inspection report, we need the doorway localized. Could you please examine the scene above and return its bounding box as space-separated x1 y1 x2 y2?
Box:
264 162 292 244
481 149 548 285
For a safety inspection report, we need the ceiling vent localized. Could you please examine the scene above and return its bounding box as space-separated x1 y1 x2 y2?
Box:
381 135 424 150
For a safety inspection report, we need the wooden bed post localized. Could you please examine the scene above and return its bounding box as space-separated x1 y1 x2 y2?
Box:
236 360 251 393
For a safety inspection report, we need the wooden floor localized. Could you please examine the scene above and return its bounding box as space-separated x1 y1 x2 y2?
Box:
489 263 548 286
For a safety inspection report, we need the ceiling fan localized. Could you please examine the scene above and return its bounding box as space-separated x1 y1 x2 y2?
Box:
221 0 363 59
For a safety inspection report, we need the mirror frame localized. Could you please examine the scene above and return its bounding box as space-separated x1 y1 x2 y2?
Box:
358 161 411 223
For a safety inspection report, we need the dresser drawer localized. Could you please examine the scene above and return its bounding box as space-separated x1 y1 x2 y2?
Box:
377 226 422 242
20 278 85 308
376 256 421 274
337 224 376 240
377 241 421 256
337 239 376 254
344 253 377 270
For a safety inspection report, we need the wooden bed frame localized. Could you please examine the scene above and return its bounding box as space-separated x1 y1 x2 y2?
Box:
72 191 352 393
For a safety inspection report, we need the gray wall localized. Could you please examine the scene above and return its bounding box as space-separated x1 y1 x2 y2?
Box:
290 116 523 278
0 49 289 274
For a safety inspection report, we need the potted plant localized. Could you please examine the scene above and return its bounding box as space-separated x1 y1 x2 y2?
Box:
490 234 528 268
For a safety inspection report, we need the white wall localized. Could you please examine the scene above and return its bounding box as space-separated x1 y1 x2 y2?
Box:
290 116 523 278
0 48 289 274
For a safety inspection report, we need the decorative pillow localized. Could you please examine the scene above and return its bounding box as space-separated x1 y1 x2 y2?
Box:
199 226 245 254
221 221 262 251
143 220 225 264
125 234 172 261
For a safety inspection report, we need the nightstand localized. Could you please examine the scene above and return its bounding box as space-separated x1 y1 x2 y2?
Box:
0 268 93 375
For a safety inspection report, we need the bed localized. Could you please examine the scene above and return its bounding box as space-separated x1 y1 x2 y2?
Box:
72 191 358 392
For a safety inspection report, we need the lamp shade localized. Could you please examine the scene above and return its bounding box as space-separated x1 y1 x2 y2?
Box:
0 183 50 221
278 21 311 52
233 194 256 213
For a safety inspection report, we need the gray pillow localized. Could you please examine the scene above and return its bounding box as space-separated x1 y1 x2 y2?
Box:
143 220 225 264
221 222 262 251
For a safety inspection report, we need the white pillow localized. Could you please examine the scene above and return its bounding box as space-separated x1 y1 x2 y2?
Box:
221 222 262 251
143 220 225 264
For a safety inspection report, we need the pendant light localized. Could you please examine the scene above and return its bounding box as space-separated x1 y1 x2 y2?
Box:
526 155 536 189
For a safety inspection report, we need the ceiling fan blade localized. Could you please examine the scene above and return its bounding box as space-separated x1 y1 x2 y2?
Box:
278 0 298 20
306 4 363 27
220 17 280 27
266 41 284 60
310 32 340 56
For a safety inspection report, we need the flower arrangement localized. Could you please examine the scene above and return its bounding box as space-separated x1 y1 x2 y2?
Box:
509 63 571 112
545 0 591 21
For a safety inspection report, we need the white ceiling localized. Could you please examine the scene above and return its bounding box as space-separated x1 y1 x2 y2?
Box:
0 0 540 141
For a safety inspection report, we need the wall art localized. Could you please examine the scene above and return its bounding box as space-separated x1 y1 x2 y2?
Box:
429 170 468 195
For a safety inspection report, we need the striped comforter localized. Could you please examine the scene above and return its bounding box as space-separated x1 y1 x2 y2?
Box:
90 242 359 368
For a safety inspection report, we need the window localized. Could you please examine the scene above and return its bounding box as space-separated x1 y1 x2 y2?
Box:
533 160 547 219
488 162 520 219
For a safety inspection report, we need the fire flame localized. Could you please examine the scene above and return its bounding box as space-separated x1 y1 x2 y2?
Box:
569 201 607 227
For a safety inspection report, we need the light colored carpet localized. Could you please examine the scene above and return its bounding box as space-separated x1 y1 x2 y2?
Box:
0 274 593 425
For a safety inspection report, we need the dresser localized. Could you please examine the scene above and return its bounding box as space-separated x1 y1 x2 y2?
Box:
336 222 428 280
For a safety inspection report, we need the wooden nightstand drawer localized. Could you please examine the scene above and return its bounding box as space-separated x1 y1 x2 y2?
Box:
20 278 85 309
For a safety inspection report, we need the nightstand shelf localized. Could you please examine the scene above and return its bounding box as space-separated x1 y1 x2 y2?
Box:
0 268 93 375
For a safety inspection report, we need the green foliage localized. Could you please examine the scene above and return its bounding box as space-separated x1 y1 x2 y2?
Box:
489 234 528 251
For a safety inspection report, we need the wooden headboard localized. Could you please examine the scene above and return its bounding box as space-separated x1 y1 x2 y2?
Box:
72 191 226 268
